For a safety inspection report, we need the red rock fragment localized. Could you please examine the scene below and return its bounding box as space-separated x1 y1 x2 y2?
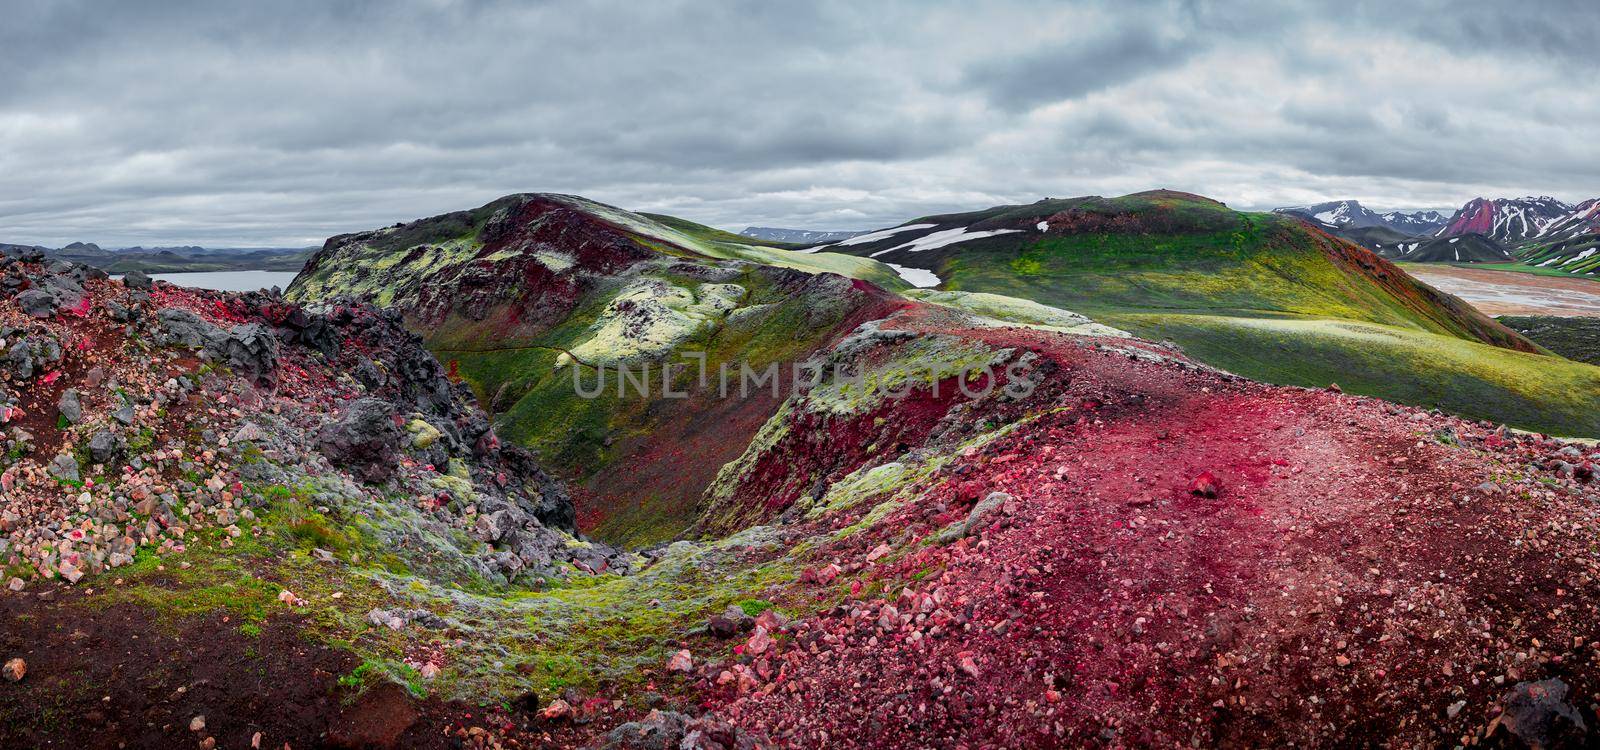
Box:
1188 471 1221 498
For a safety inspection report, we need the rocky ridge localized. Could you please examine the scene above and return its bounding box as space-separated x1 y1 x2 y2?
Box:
0 245 624 590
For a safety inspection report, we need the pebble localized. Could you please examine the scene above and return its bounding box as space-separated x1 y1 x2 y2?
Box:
2 657 25 682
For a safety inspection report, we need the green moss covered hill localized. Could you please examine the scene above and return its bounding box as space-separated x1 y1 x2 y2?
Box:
286 194 911 545
825 190 1600 437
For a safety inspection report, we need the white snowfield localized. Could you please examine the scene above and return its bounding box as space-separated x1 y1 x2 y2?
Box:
885 262 941 288
869 226 1023 257
812 223 938 251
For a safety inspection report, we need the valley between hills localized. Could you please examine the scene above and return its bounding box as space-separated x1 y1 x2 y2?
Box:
3 189 1600 748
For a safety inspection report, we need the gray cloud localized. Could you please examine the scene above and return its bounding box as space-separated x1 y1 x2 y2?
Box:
962 25 1204 112
0 0 1595 246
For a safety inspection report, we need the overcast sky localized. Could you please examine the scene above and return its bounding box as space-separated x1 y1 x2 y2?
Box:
1 0 1596 247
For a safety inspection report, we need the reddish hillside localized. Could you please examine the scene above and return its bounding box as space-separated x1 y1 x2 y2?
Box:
673 305 1600 748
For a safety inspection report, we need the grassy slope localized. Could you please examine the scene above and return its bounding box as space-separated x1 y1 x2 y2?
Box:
1517 233 1600 275
291 194 910 545
1435 261 1596 279
446 266 894 546
913 192 1600 436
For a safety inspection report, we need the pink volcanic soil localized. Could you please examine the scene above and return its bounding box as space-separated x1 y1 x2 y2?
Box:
1444 199 1498 237
665 309 1600 748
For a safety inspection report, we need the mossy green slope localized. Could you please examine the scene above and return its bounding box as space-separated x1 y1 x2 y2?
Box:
834 190 1600 436
287 194 908 545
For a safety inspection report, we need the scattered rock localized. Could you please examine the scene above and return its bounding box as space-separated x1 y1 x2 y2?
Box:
87 430 121 464
57 389 82 424
49 453 80 483
1497 678 1586 747
938 491 1012 543
1188 470 1221 498
541 698 574 722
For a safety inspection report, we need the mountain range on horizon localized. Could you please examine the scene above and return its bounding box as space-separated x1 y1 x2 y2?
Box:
0 240 313 274
1275 196 1600 243
1271 195 1600 272
7 183 1600 747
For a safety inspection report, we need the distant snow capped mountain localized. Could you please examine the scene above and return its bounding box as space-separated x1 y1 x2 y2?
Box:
739 226 866 244
1436 196 1572 243
1379 210 1449 234
1274 200 1380 228
1273 201 1447 234
1536 198 1600 242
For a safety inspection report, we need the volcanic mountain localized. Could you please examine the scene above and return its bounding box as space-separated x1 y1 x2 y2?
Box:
288 194 917 545
819 189 1600 436
1273 200 1448 234
9 236 1600 747
1538 198 1600 242
1436 196 1572 244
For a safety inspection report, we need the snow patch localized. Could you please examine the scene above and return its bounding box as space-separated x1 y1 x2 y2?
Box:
817 223 938 251
870 227 1023 257
1564 248 1598 265
1036 221 1049 231
885 262 941 288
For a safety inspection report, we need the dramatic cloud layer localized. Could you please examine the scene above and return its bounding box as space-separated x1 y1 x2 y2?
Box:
1 0 1595 246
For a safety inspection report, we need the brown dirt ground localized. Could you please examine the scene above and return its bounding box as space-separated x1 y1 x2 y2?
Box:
0 583 462 749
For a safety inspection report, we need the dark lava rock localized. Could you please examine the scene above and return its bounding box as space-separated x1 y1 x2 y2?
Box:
210 322 281 389
122 269 152 290
57 389 82 425
316 398 404 483
16 289 56 319
7 341 34 380
595 710 767 750
707 616 740 639
155 308 220 348
87 430 122 465
1499 678 1587 748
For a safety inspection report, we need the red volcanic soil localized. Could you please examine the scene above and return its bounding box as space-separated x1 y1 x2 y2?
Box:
681 313 1600 748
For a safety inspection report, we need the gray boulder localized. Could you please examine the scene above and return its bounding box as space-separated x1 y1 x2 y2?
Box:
7 341 34 380
155 308 220 348
49 454 79 483
17 289 56 319
123 270 152 290
57 389 82 425
316 398 404 483
1499 678 1587 747
210 323 281 388
87 430 121 465
938 491 1013 544
594 710 766 750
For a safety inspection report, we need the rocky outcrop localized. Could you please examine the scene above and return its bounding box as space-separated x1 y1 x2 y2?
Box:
0 253 621 588
317 397 404 483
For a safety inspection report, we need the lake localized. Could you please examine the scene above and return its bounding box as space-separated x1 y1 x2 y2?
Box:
1402 264 1600 317
123 270 302 292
